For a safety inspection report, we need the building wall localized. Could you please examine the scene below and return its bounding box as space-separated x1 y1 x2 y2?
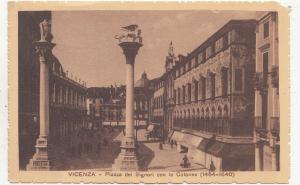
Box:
254 12 280 171
152 20 257 171
172 21 255 137
18 11 89 169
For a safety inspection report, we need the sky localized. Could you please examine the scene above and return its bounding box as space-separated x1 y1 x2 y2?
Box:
52 10 258 87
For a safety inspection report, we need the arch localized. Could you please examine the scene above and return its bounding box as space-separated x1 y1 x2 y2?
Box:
211 106 216 119
223 105 229 117
217 106 222 118
197 108 200 118
205 108 210 118
201 108 205 118
192 108 196 119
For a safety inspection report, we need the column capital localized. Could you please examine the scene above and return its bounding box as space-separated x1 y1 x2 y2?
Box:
119 42 143 65
33 41 56 63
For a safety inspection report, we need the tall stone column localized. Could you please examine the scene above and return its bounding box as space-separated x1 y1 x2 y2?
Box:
27 19 55 170
113 26 143 171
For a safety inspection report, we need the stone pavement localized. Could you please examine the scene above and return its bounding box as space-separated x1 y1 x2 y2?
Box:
57 128 207 171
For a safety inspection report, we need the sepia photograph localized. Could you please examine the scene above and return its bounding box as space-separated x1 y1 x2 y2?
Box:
7 2 290 183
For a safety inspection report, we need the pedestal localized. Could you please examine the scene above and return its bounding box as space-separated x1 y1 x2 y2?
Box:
112 137 139 171
26 136 52 170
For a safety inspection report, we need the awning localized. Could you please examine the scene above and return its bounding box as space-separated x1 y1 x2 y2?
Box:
167 130 174 139
207 142 254 158
146 124 154 132
197 138 214 152
171 131 184 142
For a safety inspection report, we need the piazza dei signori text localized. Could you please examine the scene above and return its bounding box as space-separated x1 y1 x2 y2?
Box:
19 11 279 172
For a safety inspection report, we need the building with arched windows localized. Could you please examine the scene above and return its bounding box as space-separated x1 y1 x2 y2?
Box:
19 11 89 170
151 20 257 171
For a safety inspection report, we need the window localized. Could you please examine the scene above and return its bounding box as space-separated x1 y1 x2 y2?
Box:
182 85 186 104
188 83 191 103
263 21 269 38
223 33 229 48
198 52 203 64
201 77 206 100
206 46 212 59
194 55 198 66
263 52 269 84
221 68 228 97
215 38 223 53
174 89 176 104
235 69 243 91
178 88 181 104
210 74 216 99
194 80 198 101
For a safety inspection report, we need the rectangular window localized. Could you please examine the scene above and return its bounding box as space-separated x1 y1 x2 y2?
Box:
263 52 269 84
215 37 223 53
194 55 198 66
198 52 203 64
263 21 269 38
178 88 181 104
188 83 191 103
223 33 229 48
235 69 243 91
201 77 206 100
182 85 186 104
222 68 228 97
206 46 212 59
194 81 198 101
210 74 216 99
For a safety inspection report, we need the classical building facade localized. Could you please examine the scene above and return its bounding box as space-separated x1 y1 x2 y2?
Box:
160 20 257 171
254 12 279 171
19 11 89 170
87 72 152 129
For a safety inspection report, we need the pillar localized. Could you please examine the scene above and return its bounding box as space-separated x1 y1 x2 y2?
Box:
113 41 143 171
27 40 55 170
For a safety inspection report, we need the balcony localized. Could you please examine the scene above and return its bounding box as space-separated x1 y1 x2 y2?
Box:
254 72 268 94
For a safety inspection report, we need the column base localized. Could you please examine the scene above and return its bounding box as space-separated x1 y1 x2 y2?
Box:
26 136 53 171
112 136 139 171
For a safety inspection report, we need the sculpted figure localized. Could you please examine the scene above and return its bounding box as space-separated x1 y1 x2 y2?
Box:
39 19 52 42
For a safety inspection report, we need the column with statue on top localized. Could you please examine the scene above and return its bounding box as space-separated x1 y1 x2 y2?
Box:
27 19 55 170
113 25 143 171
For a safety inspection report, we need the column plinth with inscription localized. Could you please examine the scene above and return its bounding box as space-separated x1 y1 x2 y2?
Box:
27 19 55 171
113 25 143 171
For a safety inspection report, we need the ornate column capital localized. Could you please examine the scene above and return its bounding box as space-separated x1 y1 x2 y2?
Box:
33 41 56 62
119 42 143 65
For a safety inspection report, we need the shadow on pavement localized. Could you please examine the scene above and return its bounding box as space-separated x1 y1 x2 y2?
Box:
137 142 154 171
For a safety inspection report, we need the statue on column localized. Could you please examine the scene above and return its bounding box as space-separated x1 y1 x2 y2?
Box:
115 24 142 43
39 19 53 42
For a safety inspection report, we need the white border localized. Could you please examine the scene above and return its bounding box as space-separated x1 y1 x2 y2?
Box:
1 0 300 185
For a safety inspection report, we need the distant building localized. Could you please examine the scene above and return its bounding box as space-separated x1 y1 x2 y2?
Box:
254 12 279 171
87 72 153 128
18 11 88 169
150 20 257 171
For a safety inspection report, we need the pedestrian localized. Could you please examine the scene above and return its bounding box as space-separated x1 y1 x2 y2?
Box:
159 142 163 150
180 154 190 168
170 140 174 149
209 161 216 171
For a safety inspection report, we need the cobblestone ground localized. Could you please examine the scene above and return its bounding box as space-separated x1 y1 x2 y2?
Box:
58 128 207 171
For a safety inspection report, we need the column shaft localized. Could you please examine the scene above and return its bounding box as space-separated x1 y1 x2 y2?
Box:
39 56 49 137
126 63 134 138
